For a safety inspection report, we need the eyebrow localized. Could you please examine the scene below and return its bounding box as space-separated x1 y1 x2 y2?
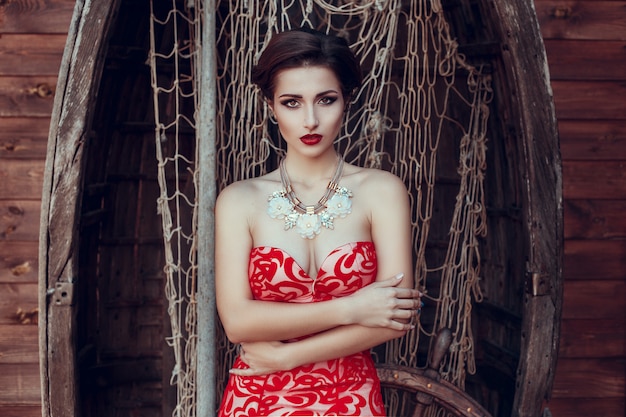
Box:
277 90 339 99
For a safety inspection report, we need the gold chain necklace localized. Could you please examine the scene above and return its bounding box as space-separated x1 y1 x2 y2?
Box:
267 158 353 239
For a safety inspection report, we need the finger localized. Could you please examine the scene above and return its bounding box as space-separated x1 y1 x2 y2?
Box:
389 319 415 332
393 309 415 320
229 367 254 377
376 273 405 288
392 298 416 310
409 298 424 310
417 300 424 315
394 288 420 299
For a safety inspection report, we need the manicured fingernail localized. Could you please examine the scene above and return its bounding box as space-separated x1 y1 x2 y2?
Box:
395 273 404 279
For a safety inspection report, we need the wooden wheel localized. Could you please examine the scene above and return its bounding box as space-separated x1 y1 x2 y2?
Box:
377 329 492 417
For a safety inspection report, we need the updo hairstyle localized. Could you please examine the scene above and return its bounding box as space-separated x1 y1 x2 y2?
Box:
251 28 363 103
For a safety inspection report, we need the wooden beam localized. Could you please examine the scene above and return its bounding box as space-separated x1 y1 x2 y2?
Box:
0 363 40 403
544 40 626 81
559 120 626 161
0 406 44 417
545 398 625 417
0 117 51 160
0 242 38 284
0 76 57 117
563 280 626 319
551 358 625 398
484 0 563 414
0 200 41 241
197 0 218 415
0 0 74 33
565 239 626 281
0 35 67 76
564 199 626 240
559 318 626 358
535 1 626 41
0 160 44 200
552 80 626 120
0 325 39 363
38 0 121 416
0 283 37 325
563 161 626 199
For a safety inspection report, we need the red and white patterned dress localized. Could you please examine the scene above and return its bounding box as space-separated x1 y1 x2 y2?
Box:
218 241 385 416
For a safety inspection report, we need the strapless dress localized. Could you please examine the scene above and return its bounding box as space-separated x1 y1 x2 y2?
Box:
218 241 385 416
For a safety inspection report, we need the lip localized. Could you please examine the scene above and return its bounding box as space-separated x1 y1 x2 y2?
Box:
300 134 323 145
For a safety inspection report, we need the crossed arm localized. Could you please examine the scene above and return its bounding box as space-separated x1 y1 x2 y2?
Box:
215 173 418 376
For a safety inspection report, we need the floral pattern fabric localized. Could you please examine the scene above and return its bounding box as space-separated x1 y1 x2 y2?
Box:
218 241 385 416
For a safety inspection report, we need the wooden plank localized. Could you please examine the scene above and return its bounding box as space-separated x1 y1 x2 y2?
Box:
559 319 626 358
535 1 626 41
565 240 626 281
0 0 74 34
544 40 626 80
562 280 626 319
0 200 41 241
0 405 43 417
0 283 38 325
563 161 626 200
39 0 121 415
564 199 626 239
0 76 58 117
551 358 625 398
0 363 40 403
0 35 67 76
552 80 626 120
559 120 626 161
487 1 563 414
0 117 50 160
0 241 38 284
0 325 39 363
544 398 625 417
0 160 44 200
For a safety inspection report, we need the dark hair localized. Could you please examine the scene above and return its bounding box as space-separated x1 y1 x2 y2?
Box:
251 28 362 102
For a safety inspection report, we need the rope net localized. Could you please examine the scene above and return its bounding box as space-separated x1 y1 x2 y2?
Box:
149 0 492 415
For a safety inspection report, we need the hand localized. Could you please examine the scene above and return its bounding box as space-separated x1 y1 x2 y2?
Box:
229 341 289 377
346 273 422 331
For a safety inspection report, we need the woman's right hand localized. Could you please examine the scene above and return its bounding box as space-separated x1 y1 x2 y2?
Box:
345 273 422 331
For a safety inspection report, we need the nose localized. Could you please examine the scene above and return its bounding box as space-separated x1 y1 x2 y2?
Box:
303 106 319 130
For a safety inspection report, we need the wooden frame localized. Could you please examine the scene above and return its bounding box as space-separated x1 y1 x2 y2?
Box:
37 1 562 416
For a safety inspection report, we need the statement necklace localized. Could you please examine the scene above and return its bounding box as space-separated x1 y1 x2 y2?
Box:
267 158 353 239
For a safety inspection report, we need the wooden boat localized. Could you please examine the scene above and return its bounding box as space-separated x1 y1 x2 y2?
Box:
39 1 561 416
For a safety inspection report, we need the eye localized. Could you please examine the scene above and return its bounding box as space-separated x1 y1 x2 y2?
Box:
280 99 300 108
318 96 338 105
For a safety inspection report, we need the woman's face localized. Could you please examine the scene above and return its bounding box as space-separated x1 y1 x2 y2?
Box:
268 66 345 157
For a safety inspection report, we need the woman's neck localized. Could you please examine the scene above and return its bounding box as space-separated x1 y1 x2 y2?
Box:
283 152 339 187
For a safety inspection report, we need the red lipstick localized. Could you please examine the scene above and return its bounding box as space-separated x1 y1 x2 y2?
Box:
300 134 323 145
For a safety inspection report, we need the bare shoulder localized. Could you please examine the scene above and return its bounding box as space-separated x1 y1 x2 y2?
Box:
347 164 408 200
216 178 254 204
216 173 279 215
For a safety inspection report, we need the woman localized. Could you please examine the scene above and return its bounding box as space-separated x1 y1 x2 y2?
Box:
215 28 421 416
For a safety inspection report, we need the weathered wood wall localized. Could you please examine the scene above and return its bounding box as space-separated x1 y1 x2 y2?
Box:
0 1 74 416
534 1 626 416
0 0 624 416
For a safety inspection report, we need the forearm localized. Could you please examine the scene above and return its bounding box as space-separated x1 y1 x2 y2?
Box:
220 274 417 344
220 297 350 344
283 323 407 369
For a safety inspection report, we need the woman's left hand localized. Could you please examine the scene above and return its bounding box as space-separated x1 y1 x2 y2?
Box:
229 341 288 377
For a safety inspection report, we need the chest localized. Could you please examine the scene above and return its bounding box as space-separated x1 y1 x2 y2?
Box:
248 242 377 301
251 199 372 276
